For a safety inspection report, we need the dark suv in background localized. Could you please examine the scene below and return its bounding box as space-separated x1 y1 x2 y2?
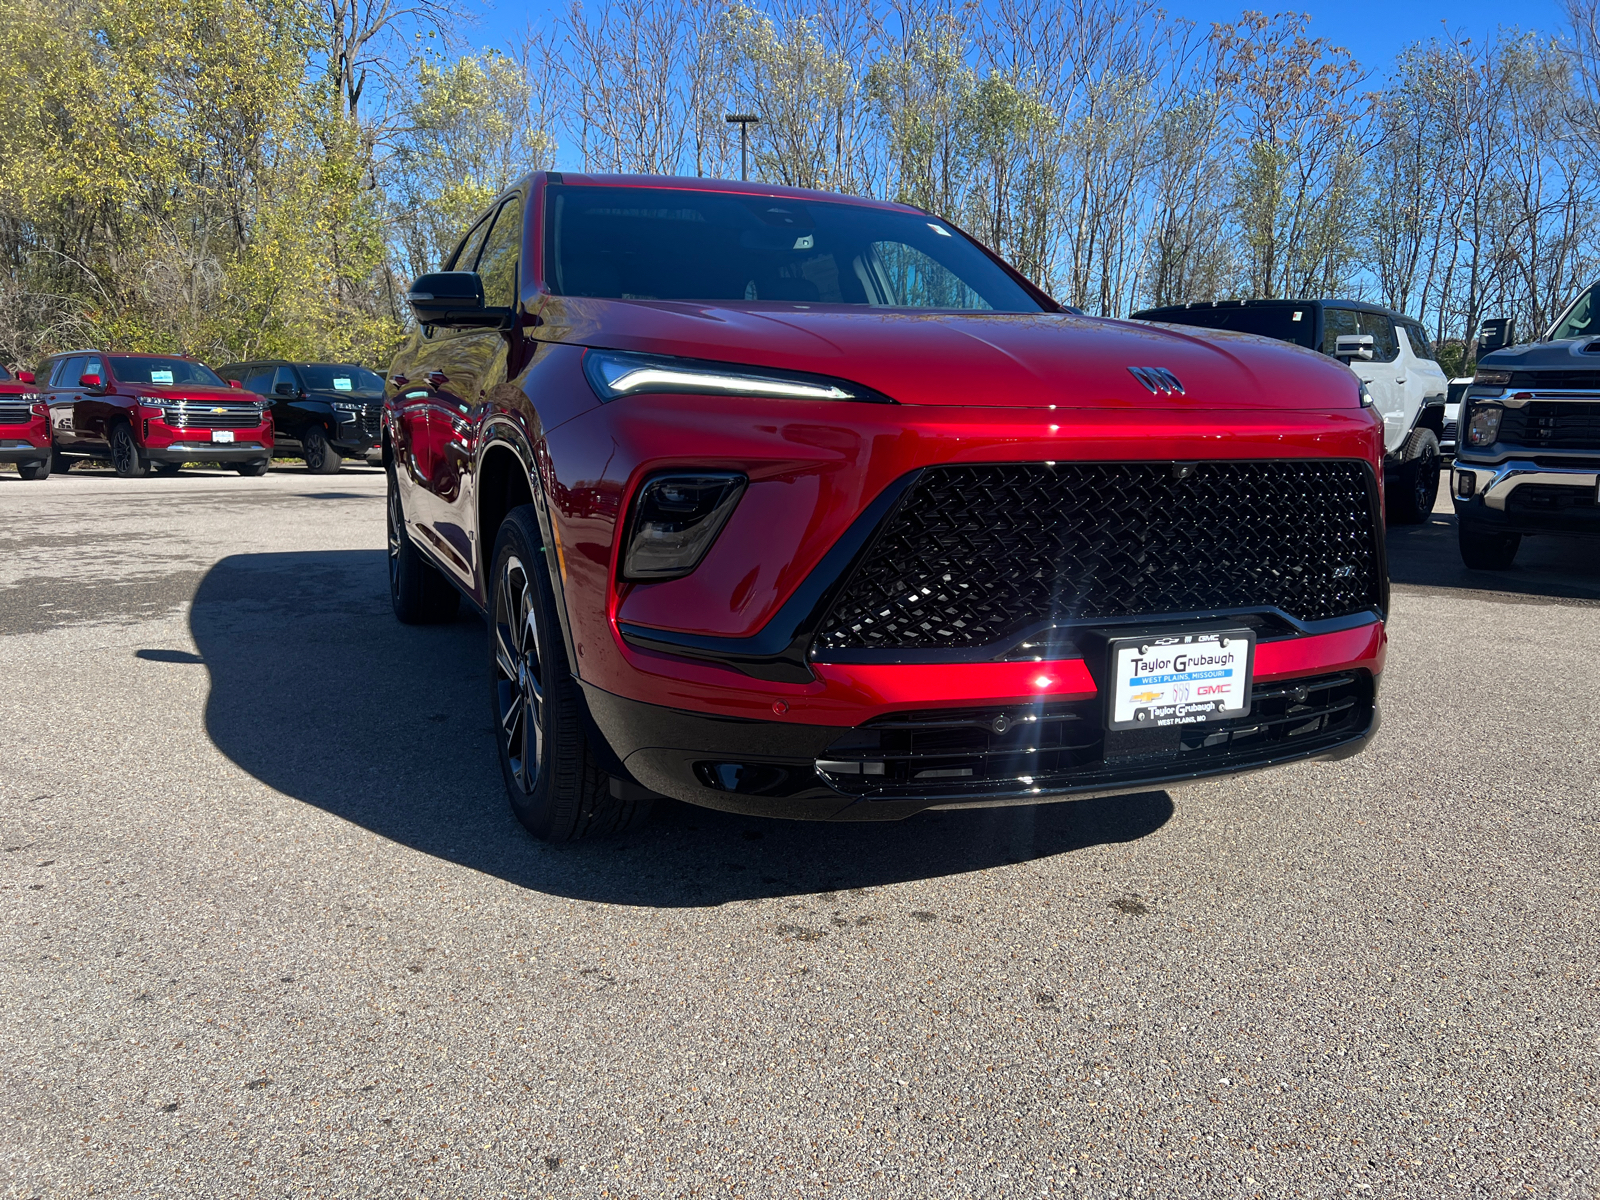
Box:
218 361 384 473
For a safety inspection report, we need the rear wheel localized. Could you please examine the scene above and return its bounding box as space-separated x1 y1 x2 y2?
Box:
152 460 181 476
489 505 650 842
234 460 269 477
1459 521 1521 570
1386 428 1440 525
109 424 147 478
17 456 51 480
303 425 342 474
387 466 459 623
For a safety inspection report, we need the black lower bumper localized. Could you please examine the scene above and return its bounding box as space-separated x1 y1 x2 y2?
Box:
580 671 1381 822
146 442 270 464
0 443 48 463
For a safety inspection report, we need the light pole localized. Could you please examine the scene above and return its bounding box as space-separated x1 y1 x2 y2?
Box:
725 113 759 181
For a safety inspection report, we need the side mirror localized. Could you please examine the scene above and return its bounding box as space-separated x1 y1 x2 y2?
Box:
1478 318 1513 356
79 373 104 390
1335 334 1375 362
405 271 512 329
16 371 35 385
273 381 298 397
228 379 243 389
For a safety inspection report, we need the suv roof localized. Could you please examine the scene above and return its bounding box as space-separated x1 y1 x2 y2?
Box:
1133 297 1410 322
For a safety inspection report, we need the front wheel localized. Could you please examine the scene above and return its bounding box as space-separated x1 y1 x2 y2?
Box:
1459 521 1521 570
17 456 51 480
387 467 459 623
489 505 650 842
234 460 269 477
109 424 148 478
303 425 342 474
1386 428 1441 525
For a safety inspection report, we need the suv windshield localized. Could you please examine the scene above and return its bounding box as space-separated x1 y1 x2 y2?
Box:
300 365 384 395
110 356 225 387
1141 305 1317 350
1549 282 1600 341
545 185 1044 312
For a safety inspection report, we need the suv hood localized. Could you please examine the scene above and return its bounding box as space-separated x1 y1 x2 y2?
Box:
136 385 259 404
539 298 1362 410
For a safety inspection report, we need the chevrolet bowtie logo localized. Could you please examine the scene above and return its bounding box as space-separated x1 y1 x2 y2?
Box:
1128 366 1185 395
211 407 227 413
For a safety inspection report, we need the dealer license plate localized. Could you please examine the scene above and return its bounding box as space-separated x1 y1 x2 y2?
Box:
1107 630 1255 731
212 429 234 443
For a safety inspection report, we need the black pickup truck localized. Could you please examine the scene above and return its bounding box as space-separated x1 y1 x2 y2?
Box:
1452 296 1600 568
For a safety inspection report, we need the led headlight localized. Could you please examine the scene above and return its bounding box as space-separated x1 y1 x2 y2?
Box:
583 350 892 404
623 473 747 580
1473 369 1512 387
1465 404 1503 447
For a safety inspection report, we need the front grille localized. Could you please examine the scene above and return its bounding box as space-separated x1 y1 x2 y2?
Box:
817 670 1372 798
1509 370 1600 389
1442 420 1458 445
1507 484 1598 514
0 401 29 425
1498 402 1600 448
358 404 381 440
162 403 263 429
816 461 1381 655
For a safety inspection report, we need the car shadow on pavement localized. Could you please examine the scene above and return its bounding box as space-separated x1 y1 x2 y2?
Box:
1387 507 1600 603
191 551 1173 906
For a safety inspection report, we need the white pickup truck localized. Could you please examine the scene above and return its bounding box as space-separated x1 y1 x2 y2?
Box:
1131 298 1451 523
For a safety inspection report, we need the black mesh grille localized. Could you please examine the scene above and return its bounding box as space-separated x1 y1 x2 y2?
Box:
1509 370 1600 389
0 401 29 425
1498 402 1600 448
816 461 1381 654
817 671 1372 799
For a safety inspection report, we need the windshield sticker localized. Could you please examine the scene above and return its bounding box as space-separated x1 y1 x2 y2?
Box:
150 370 174 384
333 377 353 391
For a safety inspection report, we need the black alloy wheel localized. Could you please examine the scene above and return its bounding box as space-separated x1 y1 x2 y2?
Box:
109 424 148 478
386 466 458 623
303 425 341 474
17 456 50 480
488 505 651 842
1386 428 1441 525
494 550 546 799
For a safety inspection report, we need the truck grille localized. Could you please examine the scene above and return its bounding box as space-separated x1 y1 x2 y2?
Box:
0 401 29 425
162 402 263 429
1509 370 1600 389
359 404 381 440
1498 402 1600 447
816 461 1382 655
817 671 1372 798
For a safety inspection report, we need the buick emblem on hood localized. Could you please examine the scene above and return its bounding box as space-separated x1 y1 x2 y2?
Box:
1129 366 1184 395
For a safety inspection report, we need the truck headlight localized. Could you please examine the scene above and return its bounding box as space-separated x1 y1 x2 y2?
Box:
1465 404 1503 447
1472 369 1512 387
622 473 747 580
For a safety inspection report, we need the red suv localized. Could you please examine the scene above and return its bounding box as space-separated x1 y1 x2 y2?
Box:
0 365 52 479
40 351 272 477
387 173 1388 840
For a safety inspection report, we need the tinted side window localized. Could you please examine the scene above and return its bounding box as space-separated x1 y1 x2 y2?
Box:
1320 308 1358 355
46 358 75 386
56 356 88 386
446 215 494 272
1357 312 1399 363
476 195 524 309
1403 323 1436 361
271 366 300 395
243 366 275 395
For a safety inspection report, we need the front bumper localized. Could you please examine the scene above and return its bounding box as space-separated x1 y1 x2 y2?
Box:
1453 458 1600 533
0 437 48 463
585 622 1386 820
145 441 271 464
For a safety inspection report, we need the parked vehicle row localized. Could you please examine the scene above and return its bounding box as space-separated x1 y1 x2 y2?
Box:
0 352 384 479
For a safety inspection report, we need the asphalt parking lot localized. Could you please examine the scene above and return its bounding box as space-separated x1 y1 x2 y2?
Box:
2 462 1598 1199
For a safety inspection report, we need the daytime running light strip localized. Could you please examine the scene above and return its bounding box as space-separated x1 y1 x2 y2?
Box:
604 364 852 401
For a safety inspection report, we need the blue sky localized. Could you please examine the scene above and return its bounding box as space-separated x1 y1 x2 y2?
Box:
462 0 1566 81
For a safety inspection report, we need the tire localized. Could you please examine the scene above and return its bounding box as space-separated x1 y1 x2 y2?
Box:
387 467 459 623
1386 428 1441 525
51 450 70 474
109 423 148 478
152 460 181 476
17 456 51 480
234 460 269 477
489 505 650 842
302 425 342 474
1459 521 1521 570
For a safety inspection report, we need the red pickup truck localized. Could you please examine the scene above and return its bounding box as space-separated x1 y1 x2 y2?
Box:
39 350 273 476
0 365 51 479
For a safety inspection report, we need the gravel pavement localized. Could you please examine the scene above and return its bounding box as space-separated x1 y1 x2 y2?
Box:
2 461 1598 1199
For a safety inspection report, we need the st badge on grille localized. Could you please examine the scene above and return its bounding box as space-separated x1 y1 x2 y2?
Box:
1129 366 1184 395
